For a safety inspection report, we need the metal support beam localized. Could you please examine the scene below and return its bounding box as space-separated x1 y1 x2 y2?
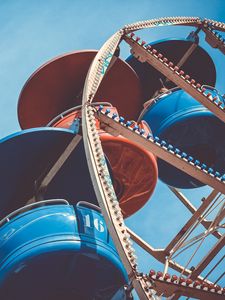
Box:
190 235 225 280
168 187 221 239
165 190 219 254
99 112 225 194
124 35 225 123
36 134 82 200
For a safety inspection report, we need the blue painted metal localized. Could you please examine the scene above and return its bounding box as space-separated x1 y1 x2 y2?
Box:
141 88 225 188
0 128 113 219
68 117 80 133
126 38 216 101
0 202 127 300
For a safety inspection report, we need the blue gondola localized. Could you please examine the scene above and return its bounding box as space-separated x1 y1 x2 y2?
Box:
127 37 225 188
0 127 113 219
140 87 225 188
0 201 127 300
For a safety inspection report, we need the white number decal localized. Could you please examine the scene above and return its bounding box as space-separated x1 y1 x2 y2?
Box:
84 214 105 233
94 218 105 232
84 214 91 228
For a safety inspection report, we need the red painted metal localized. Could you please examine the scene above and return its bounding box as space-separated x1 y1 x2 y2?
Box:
52 106 158 218
18 50 143 129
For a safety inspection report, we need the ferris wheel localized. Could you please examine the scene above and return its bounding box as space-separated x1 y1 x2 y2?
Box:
0 17 224 300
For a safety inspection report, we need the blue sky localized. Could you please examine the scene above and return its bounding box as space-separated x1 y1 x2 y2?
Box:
1 0 225 138
0 1 224 299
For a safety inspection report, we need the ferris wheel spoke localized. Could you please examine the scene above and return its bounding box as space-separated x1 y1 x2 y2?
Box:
98 110 225 193
189 235 225 280
168 187 222 239
202 23 225 54
166 190 221 254
124 34 225 124
203 255 225 282
80 17 225 299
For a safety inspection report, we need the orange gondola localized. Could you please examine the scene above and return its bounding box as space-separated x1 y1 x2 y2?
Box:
51 106 158 218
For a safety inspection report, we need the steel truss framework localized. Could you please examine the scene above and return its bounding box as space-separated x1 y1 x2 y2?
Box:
2 17 224 300
80 17 225 299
